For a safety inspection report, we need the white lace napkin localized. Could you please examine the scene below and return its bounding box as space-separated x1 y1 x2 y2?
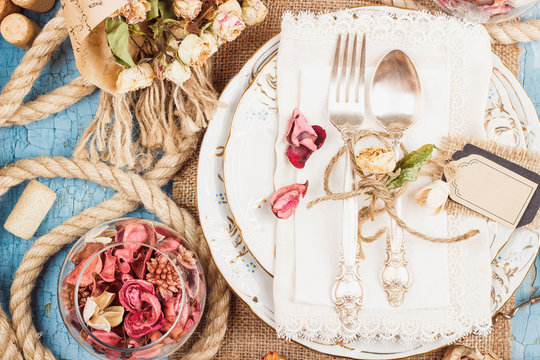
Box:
273 9 493 345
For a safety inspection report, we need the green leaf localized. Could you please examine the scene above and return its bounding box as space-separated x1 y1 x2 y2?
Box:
158 0 176 20
385 144 436 190
148 0 160 19
105 17 136 68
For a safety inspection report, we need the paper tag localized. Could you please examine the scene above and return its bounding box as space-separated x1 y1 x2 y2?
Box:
444 154 538 230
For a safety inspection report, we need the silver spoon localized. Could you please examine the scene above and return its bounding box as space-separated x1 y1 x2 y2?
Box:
370 49 422 307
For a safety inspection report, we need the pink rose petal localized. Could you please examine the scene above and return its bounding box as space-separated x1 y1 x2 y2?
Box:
119 279 155 311
64 254 103 287
269 181 309 219
123 223 149 251
100 250 117 282
285 109 326 169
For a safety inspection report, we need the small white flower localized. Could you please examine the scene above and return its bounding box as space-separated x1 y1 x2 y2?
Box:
163 60 192 86
415 180 450 214
116 63 155 93
212 12 246 42
241 0 267 26
172 0 203 20
178 34 211 66
217 0 242 16
355 146 396 175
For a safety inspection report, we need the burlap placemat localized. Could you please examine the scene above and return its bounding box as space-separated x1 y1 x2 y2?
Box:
173 1 521 358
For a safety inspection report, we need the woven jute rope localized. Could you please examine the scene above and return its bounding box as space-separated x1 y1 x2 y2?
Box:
0 155 231 360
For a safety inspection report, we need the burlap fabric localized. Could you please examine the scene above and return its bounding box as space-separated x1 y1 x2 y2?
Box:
173 0 521 358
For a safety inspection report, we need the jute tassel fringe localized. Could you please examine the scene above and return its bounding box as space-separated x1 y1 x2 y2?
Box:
73 62 218 170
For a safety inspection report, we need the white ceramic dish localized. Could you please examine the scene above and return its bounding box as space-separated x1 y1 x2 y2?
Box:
199 6 540 359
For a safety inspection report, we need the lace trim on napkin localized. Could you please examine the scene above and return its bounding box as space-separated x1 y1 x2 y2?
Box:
276 8 492 345
281 9 489 42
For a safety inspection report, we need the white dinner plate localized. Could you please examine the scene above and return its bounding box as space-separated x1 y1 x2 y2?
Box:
199 6 540 359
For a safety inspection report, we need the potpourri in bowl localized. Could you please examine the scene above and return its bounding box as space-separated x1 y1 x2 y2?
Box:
58 218 206 360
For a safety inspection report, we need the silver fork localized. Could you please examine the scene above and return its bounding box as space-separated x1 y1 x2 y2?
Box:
328 33 366 328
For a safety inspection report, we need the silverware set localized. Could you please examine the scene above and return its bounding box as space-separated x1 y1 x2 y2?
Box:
328 32 423 325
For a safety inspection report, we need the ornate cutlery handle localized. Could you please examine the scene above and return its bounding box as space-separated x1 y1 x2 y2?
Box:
332 149 364 327
381 141 410 307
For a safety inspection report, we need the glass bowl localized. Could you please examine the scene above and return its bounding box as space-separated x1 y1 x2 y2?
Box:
58 218 206 360
433 0 538 23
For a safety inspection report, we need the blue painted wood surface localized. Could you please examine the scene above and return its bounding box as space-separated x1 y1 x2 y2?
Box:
0 3 539 359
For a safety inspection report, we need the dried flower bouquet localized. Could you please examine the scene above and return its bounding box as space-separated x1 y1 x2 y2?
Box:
107 0 267 93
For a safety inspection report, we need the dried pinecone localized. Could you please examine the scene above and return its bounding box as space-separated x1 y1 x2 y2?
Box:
146 255 182 297
61 283 91 309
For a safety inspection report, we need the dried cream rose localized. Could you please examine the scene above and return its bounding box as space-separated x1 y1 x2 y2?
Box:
83 291 125 332
212 12 246 42
178 34 211 66
241 0 267 26
116 63 155 94
217 0 242 16
355 146 396 175
415 180 450 214
172 0 203 20
110 0 151 24
201 31 219 56
163 60 192 85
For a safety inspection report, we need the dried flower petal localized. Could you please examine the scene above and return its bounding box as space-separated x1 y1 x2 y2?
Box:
65 255 103 287
110 0 151 24
270 181 309 219
100 251 117 282
212 12 245 42
355 146 396 175
123 223 149 251
116 63 155 94
82 292 125 332
217 0 242 16
415 180 450 214
285 109 326 169
119 279 155 312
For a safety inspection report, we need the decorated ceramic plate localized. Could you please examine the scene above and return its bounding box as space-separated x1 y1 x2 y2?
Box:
198 6 540 359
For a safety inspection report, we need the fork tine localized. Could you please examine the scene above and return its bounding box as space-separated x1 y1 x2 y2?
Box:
356 34 366 103
329 34 342 104
347 34 358 103
338 33 350 103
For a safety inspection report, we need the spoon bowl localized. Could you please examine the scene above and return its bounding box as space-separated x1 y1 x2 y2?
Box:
370 50 422 139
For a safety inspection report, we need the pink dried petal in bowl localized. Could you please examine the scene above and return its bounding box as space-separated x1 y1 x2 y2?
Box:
64 255 103 287
156 238 180 252
100 251 117 282
125 311 166 338
119 279 156 311
269 181 309 219
123 223 149 251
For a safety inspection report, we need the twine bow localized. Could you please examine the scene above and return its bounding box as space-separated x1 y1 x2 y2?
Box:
307 129 479 258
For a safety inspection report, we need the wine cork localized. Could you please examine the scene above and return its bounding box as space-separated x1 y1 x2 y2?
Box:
4 180 57 240
11 0 54 13
0 13 40 49
0 0 20 22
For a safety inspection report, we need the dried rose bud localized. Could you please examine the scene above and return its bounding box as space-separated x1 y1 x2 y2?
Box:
163 60 192 86
241 0 267 26
262 351 286 360
172 0 203 20
116 63 155 93
217 0 242 16
178 34 211 66
110 0 151 24
285 108 326 169
212 12 246 42
152 53 167 81
270 181 309 219
355 146 396 175
201 31 219 56
415 180 450 214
